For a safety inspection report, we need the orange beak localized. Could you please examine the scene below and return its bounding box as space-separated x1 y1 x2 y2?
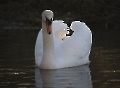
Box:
45 17 52 34
46 22 52 34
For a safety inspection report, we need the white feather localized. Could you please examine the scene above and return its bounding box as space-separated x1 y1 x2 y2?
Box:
35 10 92 69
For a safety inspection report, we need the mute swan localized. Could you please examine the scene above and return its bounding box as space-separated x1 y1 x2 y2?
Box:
35 10 92 69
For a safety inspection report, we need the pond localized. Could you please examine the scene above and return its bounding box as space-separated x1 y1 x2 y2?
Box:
0 27 120 88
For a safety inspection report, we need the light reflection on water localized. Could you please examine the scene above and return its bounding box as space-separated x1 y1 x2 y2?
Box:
0 29 120 88
35 65 92 88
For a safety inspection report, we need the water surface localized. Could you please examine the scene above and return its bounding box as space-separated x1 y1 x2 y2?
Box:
0 28 120 88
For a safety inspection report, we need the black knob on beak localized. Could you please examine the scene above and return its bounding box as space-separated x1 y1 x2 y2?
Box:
46 17 52 25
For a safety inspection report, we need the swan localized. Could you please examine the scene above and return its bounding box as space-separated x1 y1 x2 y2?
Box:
35 10 92 69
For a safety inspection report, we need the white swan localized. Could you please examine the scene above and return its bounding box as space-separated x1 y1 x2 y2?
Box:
35 10 92 69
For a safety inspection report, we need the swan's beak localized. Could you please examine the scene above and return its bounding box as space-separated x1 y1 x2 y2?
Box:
46 18 52 34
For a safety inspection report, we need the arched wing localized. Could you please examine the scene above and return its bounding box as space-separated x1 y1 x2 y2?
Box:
60 21 92 59
52 20 68 47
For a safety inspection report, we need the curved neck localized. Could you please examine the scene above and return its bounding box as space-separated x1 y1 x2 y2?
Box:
42 21 55 63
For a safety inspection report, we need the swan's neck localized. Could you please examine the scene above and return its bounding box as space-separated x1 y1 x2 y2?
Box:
41 21 56 68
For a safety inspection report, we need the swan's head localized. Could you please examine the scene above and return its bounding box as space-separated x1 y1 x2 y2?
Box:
42 10 54 34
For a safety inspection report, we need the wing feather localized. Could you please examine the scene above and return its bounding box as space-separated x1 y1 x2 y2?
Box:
60 21 92 59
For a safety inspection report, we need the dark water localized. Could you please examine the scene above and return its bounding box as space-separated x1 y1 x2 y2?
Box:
0 27 120 88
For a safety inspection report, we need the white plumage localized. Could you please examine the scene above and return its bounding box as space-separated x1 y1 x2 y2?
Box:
35 10 92 69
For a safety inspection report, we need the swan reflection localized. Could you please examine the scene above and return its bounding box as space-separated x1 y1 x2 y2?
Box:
35 65 92 88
